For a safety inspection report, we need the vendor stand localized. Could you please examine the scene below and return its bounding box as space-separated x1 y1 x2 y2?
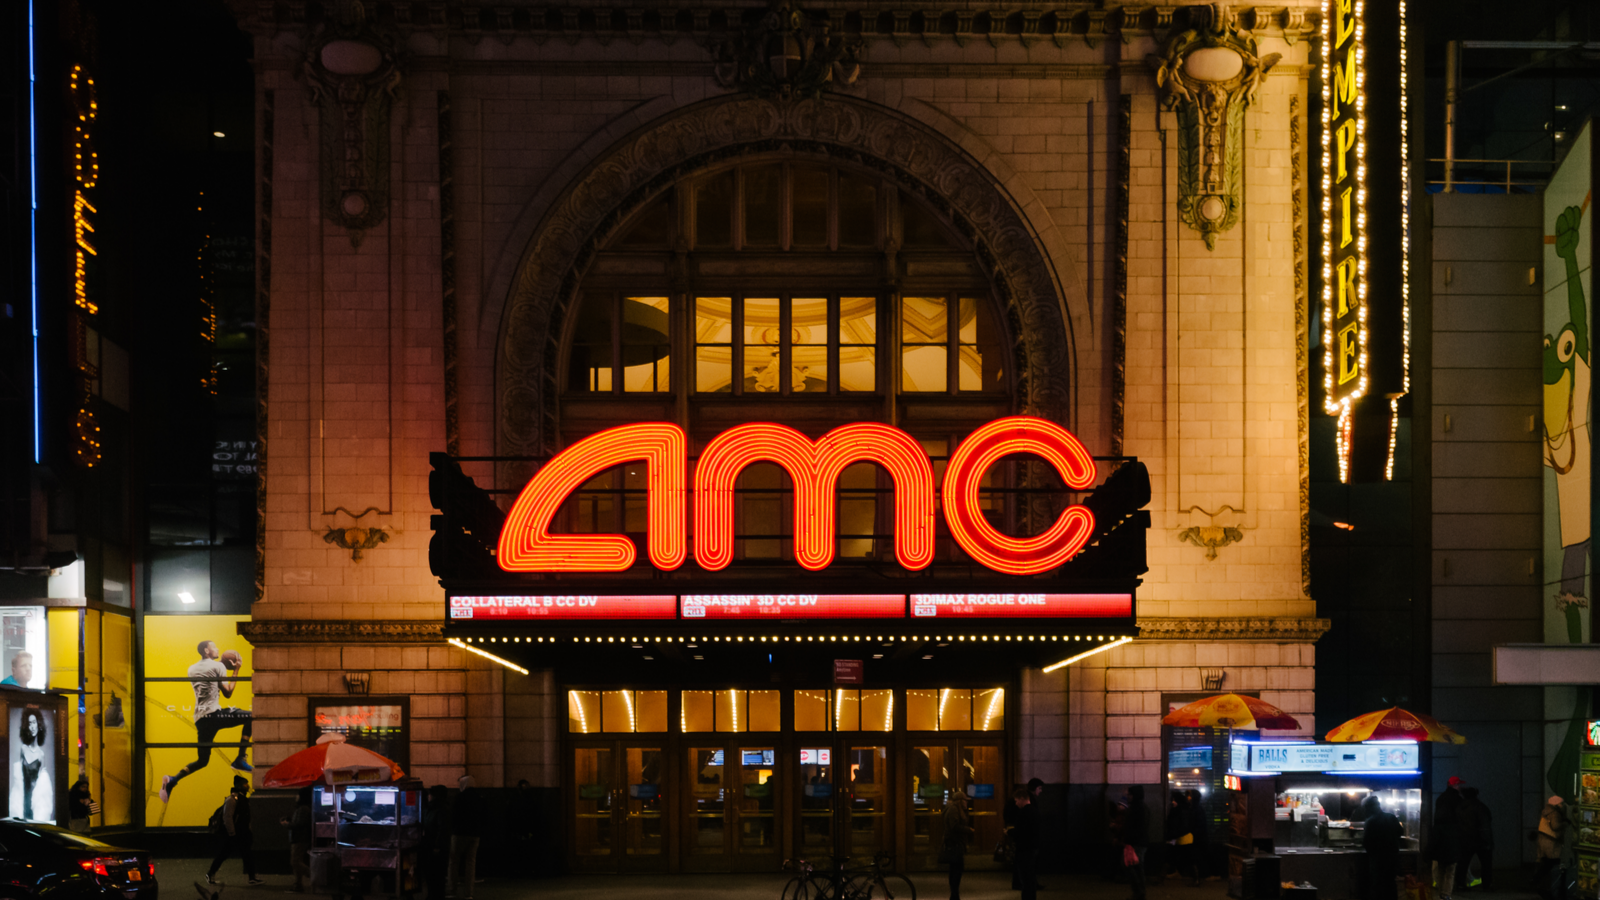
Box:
265 733 418 899
1224 739 1427 900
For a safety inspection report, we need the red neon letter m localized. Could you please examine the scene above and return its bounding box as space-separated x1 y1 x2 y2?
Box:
497 423 687 572
693 422 935 572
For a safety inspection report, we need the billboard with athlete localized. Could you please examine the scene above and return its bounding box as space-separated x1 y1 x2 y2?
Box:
143 615 254 827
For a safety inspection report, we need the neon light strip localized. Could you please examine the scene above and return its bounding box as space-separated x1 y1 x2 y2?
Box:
1041 636 1133 673
28 0 40 462
446 637 529 675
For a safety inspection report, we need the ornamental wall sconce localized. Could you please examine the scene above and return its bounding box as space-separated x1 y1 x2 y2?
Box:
324 526 390 561
713 0 862 99
344 671 371 695
1146 4 1280 249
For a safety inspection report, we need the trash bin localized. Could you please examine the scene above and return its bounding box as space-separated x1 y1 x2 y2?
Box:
309 849 339 894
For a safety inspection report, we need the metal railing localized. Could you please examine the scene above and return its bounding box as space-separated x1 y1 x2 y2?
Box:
1427 158 1556 193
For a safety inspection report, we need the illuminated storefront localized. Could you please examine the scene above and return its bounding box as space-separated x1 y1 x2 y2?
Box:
235 0 1333 871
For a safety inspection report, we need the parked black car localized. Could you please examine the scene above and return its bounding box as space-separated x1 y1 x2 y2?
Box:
0 820 157 900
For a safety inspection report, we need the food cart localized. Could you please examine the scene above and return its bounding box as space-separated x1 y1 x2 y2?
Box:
312 781 423 899
1224 739 1427 900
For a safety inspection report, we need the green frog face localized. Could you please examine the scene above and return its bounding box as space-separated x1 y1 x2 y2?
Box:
1546 326 1579 438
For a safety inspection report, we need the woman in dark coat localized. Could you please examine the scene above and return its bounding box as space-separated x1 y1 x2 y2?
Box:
1362 794 1404 900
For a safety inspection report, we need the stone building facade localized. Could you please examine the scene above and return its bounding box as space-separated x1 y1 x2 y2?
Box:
229 0 1328 860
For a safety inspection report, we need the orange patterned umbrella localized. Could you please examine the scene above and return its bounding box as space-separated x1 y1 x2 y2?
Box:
262 733 406 788
1161 693 1300 730
1325 707 1466 744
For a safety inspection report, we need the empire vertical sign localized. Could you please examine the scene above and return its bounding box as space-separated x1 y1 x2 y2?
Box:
1320 0 1409 482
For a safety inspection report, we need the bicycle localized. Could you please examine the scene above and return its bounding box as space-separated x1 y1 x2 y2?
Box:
839 852 916 900
781 856 836 900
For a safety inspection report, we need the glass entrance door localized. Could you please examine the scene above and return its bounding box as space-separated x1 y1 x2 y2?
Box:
797 745 834 856
844 745 889 858
683 743 783 871
908 741 1006 869
570 743 667 872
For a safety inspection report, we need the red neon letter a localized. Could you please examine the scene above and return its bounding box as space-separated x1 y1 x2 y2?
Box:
693 422 935 572
497 423 687 572
943 416 1097 575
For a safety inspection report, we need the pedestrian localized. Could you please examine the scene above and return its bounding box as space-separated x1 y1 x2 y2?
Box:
941 787 974 900
422 785 450 900
1165 791 1193 882
1457 786 1492 890
1003 778 1045 889
1362 794 1404 900
1186 788 1210 885
1012 786 1041 900
1119 785 1150 900
280 787 313 893
68 773 94 834
1536 795 1569 900
208 775 264 886
1430 776 1466 900
448 775 485 899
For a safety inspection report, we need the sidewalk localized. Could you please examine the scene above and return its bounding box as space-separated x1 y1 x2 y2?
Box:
150 857 1544 900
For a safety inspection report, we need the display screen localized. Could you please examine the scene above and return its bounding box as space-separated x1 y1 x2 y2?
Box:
1169 747 1214 769
313 702 405 768
799 748 832 765
0 606 48 690
909 593 1133 618
680 594 905 619
449 595 677 620
8 704 56 822
742 750 776 766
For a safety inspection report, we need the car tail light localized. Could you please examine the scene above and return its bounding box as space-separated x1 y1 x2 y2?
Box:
147 862 156 879
80 858 119 877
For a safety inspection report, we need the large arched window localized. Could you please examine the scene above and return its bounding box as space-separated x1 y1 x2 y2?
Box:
556 157 1042 567
563 160 1009 400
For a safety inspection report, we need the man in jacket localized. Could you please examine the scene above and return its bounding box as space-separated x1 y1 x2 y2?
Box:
281 787 314 893
208 776 264 887
1431 776 1466 900
1120 786 1151 900
1362 794 1404 900
449 775 485 899
1012 787 1041 900
422 785 451 899
1456 786 1492 891
1537 796 1569 900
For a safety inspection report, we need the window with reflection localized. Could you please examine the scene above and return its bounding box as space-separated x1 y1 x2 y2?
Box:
906 687 1005 731
680 689 780 732
693 295 877 395
568 690 669 733
901 295 1005 393
567 294 671 394
792 689 893 732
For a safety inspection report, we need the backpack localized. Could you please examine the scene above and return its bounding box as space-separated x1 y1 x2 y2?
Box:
208 802 228 835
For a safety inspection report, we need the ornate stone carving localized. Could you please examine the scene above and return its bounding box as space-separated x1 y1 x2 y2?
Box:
255 90 274 605
497 94 1076 459
299 0 402 243
1178 524 1245 560
239 620 447 644
1292 92 1311 597
344 671 371 694
323 525 390 561
1137 617 1332 642
1146 3 1280 249
439 90 460 456
712 0 861 100
1112 94 1131 457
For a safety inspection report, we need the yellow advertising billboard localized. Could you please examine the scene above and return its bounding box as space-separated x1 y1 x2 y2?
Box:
142 615 254 827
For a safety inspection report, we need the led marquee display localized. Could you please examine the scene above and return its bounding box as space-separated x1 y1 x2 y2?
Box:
910 593 1133 619
449 595 677 620
681 594 906 619
448 593 1134 622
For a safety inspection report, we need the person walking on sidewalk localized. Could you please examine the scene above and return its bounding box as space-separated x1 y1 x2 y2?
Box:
68 774 94 834
208 776 264 886
1457 787 1492 891
281 787 313 893
1012 787 1041 900
1119 786 1151 900
1536 795 1569 900
1362 794 1404 900
1430 776 1466 900
422 785 451 900
448 775 485 900
942 788 974 900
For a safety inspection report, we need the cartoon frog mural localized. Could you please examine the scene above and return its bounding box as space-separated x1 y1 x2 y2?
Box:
1544 203 1592 641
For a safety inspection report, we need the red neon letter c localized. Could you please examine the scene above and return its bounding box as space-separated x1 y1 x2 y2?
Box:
497 423 687 572
942 416 1097 575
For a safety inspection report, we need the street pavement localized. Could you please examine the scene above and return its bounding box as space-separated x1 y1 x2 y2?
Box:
152 856 1546 900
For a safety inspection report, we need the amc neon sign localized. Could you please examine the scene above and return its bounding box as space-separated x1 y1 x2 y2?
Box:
498 416 1098 576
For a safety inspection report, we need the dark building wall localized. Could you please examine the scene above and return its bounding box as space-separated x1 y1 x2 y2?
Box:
1429 191 1545 862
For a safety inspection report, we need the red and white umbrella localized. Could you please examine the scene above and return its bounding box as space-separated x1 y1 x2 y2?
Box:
262 733 406 789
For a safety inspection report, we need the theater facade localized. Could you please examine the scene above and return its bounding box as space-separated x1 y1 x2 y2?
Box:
231 0 1331 869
